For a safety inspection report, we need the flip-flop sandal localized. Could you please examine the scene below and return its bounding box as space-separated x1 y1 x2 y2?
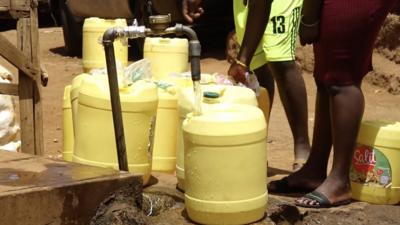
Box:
295 191 352 208
292 158 307 172
268 177 314 194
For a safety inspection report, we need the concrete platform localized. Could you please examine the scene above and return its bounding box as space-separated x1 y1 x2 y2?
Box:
0 151 142 225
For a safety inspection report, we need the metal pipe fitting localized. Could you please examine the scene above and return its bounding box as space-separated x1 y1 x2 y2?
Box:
102 16 202 172
102 27 132 171
175 24 201 82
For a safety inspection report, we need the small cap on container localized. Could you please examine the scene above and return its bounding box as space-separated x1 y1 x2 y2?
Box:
203 91 219 98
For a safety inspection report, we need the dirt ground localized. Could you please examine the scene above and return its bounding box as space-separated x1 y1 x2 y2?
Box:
0 19 400 224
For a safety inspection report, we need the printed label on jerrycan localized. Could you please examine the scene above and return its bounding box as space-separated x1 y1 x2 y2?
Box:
350 145 392 188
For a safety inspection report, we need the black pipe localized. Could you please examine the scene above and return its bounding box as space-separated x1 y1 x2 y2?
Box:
103 28 129 171
175 24 202 82
101 22 201 172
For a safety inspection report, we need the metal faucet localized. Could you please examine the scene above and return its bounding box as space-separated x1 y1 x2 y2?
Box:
102 15 201 171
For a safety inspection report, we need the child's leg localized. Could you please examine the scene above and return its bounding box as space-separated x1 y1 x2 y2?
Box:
260 0 309 170
267 61 310 170
254 64 275 117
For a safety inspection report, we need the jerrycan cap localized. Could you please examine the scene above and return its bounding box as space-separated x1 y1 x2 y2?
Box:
203 91 220 104
203 91 219 98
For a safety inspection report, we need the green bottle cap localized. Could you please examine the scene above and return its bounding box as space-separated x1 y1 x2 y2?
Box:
203 91 220 98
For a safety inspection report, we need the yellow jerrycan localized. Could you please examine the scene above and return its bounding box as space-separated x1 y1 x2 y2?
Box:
70 73 90 135
82 18 128 72
63 74 90 161
350 121 400 205
176 84 259 191
73 76 158 184
151 77 194 172
143 37 188 80
62 85 73 161
183 104 267 225
257 87 270 124
151 85 179 172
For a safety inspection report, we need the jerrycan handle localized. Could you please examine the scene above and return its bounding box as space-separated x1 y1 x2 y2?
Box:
159 39 171 44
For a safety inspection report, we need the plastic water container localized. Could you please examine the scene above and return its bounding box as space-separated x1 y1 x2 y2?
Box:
151 87 179 172
176 84 259 191
350 121 400 205
70 73 90 135
73 76 158 184
257 87 270 124
143 37 188 80
151 78 193 172
82 17 128 72
183 104 267 225
62 85 73 161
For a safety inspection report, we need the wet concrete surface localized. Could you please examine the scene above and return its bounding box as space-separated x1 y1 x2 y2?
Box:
0 150 141 225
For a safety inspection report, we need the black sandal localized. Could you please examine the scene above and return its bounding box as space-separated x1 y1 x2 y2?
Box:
295 191 352 208
268 177 314 194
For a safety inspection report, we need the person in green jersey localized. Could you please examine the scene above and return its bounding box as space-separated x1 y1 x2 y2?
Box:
182 0 310 171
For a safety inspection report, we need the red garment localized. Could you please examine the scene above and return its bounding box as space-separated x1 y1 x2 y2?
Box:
313 0 397 86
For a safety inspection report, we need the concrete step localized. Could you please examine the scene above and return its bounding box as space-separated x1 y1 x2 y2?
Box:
0 150 142 225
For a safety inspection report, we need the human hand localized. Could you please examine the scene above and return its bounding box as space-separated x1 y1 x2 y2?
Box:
228 62 248 85
182 0 204 23
299 19 320 46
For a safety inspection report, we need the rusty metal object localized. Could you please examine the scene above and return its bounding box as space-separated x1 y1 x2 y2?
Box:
148 14 171 31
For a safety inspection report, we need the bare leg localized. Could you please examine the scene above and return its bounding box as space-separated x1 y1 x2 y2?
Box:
254 64 275 115
268 61 310 170
302 85 332 175
296 84 364 205
268 86 330 192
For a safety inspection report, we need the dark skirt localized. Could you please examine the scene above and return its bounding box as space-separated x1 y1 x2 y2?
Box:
313 0 397 86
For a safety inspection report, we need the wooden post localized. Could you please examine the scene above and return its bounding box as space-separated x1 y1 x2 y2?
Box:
0 0 45 155
16 1 43 155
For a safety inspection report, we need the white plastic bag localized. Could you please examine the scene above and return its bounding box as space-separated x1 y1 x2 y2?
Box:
238 72 261 96
0 65 20 152
124 58 152 85
90 59 152 88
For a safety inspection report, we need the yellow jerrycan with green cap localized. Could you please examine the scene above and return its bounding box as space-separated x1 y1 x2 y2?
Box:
183 104 268 225
73 76 158 184
82 17 128 72
176 84 259 191
62 85 73 161
350 120 400 205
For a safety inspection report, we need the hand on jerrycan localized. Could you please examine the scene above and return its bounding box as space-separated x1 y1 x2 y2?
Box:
228 62 260 96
